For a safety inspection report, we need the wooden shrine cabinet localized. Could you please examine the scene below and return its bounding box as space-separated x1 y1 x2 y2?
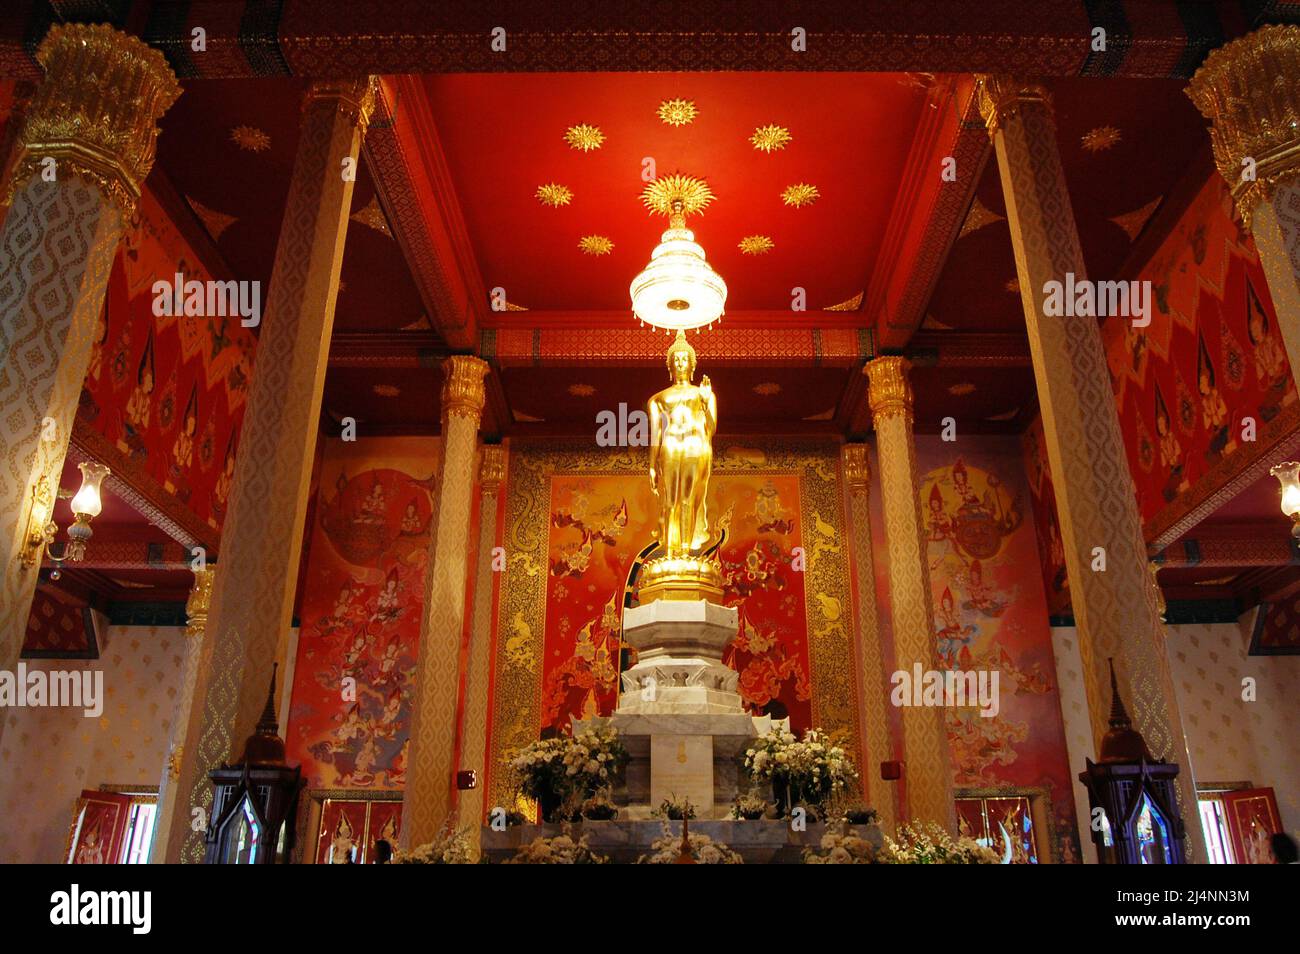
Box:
1078 662 1188 864
204 667 303 864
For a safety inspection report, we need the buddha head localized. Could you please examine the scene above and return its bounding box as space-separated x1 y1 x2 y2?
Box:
666 331 697 383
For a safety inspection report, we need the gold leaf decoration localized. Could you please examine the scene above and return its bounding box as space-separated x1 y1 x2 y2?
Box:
657 99 698 127
350 195 392 236
641 174 716 216
564 123 605 152
185 195 237 241
1110 196 1163 241
535 183 574 208
230 125 270 152
825 292 864 312
958 196 1005 239
1005 277 1021 294
1081 125 1121 152
753 382 782 396
567 383 596 397
751 124 792 153
781 183 820 208
578 235 614 256
373 384 401 398
738 235 774 255
948 382 976 396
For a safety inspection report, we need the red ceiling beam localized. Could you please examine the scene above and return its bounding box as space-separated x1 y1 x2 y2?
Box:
1154 529 1299 569
482 325 874 368
42 525 193 572
363 76 486 350
870 74 989 350
1 2 1266 80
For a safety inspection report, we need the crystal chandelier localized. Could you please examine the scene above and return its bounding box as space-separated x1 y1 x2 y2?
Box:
630 175 727 332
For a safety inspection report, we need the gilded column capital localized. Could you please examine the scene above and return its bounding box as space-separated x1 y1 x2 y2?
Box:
1187 25 1300 228
479 445 505 495
865 356 914 425
974 74 1052 139
7 23 180 213
185 567 215 640
842 443 870 497
441 355 489 425
305 76 381 133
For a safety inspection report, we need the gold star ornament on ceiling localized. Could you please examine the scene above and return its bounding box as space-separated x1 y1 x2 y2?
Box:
1081 126 1121 152
230 125 270 152
781 183 819 208
738 235 774 255
658 99 698 127
750 124 792 153
564 124 605 152
578 235 614 256
641 174 716 216
535 183 574 208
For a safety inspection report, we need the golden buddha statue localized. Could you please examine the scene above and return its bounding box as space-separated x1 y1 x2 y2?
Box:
640 332 725 603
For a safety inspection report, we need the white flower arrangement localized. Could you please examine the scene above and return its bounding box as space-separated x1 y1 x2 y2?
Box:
638 829 744 865
507 831 608 864
877 822 1000 865
743 726 858 810
508 725 628 819
390 824 475 865
803 830 879 864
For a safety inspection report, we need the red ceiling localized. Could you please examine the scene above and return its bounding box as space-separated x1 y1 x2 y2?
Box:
153 79 431 336
424 72 928 315
927 77 1209 333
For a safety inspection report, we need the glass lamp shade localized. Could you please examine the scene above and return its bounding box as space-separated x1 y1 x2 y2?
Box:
629 223 727 332
70 461 109 518
1271 461 1300 518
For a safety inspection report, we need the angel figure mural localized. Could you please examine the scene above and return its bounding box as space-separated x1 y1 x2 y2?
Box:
648 331 716 558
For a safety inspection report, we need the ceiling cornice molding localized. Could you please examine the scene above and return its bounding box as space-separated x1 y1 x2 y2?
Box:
1154 531 1298 569
481 325 874 368
868 75 990 349
362 75 485 349
483 310 869 331
328 330 448 368
906 331 1032 368
17 3 1260 81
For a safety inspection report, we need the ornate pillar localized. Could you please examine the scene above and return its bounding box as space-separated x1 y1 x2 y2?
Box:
840 443 899 833
978 75 1206 860
1188 25 1300 382
0 25 178 717
161 77 378 863
865 357 956 830
458 445 504 852
401 355 489 849
150 566 213 862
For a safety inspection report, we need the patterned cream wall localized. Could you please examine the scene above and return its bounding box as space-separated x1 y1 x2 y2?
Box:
1052 617 1300 860
0 624 184 863
1048 626 1100 864
1165 615 1300 837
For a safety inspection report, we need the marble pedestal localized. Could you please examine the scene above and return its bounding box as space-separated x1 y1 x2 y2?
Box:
576 599 766 819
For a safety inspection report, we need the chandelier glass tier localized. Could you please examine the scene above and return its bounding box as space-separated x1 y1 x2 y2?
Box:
630 175 727 332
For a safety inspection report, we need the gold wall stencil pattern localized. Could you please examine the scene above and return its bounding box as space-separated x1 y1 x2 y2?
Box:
163 77 377 863
981 76 1205 860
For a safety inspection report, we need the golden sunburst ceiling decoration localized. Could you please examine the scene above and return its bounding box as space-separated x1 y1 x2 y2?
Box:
753 382 782 396
750 124 792 153
641 174 716 216
564 123 605 152
658 99 698 127
578 235 614 256
535 183 574 208
738 235 774 255
230 125 270 152
1081 125 1121 152
568 383 596 397
781 183 820 208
